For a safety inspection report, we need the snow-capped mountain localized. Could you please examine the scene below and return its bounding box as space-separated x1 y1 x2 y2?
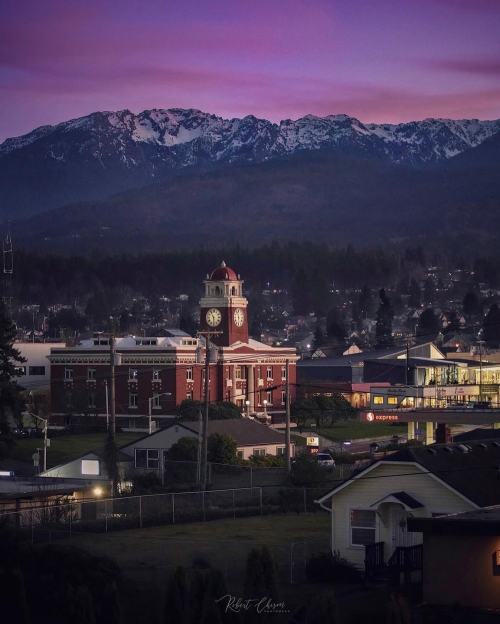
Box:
1 108 499 218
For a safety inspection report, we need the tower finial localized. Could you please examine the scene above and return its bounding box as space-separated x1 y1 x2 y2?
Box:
220 260 226 268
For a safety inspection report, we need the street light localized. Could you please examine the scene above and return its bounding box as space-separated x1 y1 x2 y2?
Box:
148 392 172 434
263 399 268 420
245 399 250 418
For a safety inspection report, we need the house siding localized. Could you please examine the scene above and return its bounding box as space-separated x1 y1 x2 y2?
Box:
329 462 476 568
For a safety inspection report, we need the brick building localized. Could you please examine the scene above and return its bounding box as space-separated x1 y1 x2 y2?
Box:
49 262 297 428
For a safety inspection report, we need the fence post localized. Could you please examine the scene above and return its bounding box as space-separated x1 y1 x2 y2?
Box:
259 487 263 515
172 493 175 524
303 487 307 513
232 489 236 520
139 495 143 529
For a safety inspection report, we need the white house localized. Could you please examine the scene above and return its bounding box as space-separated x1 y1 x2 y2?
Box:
316 441 500 570
15 341 61 390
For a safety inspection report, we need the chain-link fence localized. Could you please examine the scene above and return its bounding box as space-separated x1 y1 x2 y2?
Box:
0 484 335 544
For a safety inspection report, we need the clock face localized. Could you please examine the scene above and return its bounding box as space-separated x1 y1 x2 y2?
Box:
206 308 222 327
233 308 245 327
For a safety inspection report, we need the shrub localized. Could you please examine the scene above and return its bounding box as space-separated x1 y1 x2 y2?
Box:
306 551 362 584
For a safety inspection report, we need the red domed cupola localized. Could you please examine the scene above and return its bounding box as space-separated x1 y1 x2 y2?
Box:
209 261 239 281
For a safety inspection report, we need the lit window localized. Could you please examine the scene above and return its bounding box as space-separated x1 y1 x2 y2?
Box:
81 459 100 475
350 509 376 546
373 396 384 405
387 397 398 405
129 393 138 408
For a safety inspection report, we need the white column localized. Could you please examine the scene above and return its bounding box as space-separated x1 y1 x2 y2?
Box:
248 365 255 413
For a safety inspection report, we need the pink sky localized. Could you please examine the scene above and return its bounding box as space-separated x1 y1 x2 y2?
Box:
1 0 499 141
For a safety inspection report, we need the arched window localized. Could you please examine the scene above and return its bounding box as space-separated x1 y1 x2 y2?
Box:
231 286 237 296
215 286 221 296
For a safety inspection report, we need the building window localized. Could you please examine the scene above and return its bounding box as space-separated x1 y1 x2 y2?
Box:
129 368 138 380
28 366 45 376
267 390 273 405
373 396 384 405
235 366 242 380
266 367 273 380
64 368 73 381
281 366 287 380
88 392 96 409
16 366 26 376
186 367 193 381
281 391 286 405
153 369 160 381
350 509 376 546
87 368 96 380
387 397 398 405
253 448 266 457
277 447 285 456
186 391 193 401
152 393 161 409
237 450 244 460
135 449 160 469
129 393 138 408
81 459 100 475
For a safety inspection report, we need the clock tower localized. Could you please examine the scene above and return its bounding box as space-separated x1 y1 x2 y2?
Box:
199 261 249 346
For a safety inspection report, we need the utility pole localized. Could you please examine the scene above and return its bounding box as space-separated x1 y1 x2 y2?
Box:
285 358 291 473
109 329 116 437
405 342 410 386
478 339 485 403
197 330 221 490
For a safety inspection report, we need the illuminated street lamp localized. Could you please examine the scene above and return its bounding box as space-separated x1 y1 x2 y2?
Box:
263 399 268 419
245 399 250 418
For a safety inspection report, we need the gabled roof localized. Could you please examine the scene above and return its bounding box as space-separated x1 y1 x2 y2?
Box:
317 440 500 508
371 491 424 510
120 418 289 449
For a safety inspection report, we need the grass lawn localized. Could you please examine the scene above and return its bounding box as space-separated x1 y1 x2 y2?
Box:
317 420 407 441
64 513 331 624
12 432 143 468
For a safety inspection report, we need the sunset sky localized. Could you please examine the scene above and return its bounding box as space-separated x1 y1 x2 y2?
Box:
1 0 500 141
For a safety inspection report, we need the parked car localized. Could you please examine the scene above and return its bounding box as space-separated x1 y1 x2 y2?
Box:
316 453 336 467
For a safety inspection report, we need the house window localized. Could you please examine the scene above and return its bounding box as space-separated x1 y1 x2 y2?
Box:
135 449 160 469
387 397 398 405
88 392 96 408
277 447 285 456
129 393 138 408
281 366 287 380
129 368 138 380
237 450 244 460
373 396 384 405
266 391 273 405
153 369 160 381
81 459 100 475
87 368 96 380
29 366 45 376
266 367 273 380
186 367 193 381
16 366 26 376
152 393 161 409
281 391 286 405
65 368 73 381
253 448 266 457
350 509 376 546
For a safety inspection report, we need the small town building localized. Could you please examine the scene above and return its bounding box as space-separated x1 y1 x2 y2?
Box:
14 341 61 390
48 262 297 428
409 506 500 611
316 442 500 572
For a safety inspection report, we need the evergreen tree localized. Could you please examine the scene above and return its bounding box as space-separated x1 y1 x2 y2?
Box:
0 302 26 457
207 433 237 464
357 285 372 319
416 308 441 339
483 304 500 347
463 291 481 318
375 289 394 348
312 326 326 352
326 308 345 344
